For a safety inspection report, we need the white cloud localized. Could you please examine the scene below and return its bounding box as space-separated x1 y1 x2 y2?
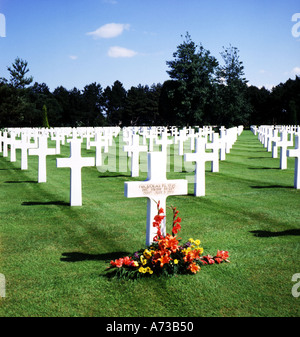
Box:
86 23 130 39
69 55 78 60
292 67 300 75
102 0 118 4
108 46 137 58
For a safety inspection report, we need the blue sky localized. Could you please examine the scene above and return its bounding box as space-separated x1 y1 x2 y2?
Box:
0 0 299 91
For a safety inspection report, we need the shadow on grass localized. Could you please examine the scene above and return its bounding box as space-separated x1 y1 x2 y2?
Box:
248 157 270 159
5 180 37 183
0 168 20 170
250 185 293 189
60 251 130 262
22 201 69 206
250 229 300 237
248 167 279 170
98 174 130 178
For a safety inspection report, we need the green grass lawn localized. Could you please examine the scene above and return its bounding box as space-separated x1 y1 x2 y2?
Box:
0 129 299 317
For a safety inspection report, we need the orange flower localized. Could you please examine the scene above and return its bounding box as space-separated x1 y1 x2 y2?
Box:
188 262 200 274
183 248 201 263
158 253 171 267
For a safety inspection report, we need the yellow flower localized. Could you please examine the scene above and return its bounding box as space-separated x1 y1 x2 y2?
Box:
174 259 178 264
143 249 152 259
132 261 139 267
140 256 147 265
138 267 144 273
146 267 153 274
189 238 195 243
196 247 204 254
194 239 201 246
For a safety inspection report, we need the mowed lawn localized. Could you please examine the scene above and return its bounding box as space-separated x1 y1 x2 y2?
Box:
0 129 299 317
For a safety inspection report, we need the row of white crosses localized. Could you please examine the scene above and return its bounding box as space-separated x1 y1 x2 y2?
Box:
252 125 300 189
0 127 120 206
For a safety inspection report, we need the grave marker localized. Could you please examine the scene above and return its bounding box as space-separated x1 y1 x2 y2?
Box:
205 132 220 172
277 130 292 170
155 130 173 156
124 152 188 245
90 131 109 167
56 138 95 206
123 134 147 177
184 137 215 196
287 135 300 189
15 132 37 170
28 135 56 182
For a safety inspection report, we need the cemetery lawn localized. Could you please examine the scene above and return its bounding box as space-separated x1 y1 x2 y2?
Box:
0 130 299 317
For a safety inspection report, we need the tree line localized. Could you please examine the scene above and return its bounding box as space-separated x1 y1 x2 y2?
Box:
0 33 299 128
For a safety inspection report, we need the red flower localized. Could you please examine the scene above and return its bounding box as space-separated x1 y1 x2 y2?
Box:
122 256 132 266
172 222 181 235
216 250 229 261
201 255 215 264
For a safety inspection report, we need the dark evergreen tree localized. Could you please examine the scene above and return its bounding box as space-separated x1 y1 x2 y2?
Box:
103 80 127 126
166 32 218 125
216 45 251 127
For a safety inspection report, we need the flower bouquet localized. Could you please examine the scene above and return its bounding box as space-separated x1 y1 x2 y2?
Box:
106 202 229 279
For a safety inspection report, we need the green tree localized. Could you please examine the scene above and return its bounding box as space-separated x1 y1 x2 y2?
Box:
246 85 271 125
7 57 33 89
216 45 251 126
124 85 149 125
103 80 127 126
42 104 50 128
166 32 218 125
81 82 104 126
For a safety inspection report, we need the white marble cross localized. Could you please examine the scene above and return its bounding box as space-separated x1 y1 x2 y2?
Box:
2 131 9 157
28 135 56 182
51 131 64 155
123 134 148 177
287 135 300 189
0 131 3 154
271 129 280 158
90 131 109 167
15 132 37 170
205 132 220 172
277 130 293 170
9 131 17 162
187 129 197 151
155 130 173 156
146 128 157 152
219 126 227 160
56 138 95 206
184 137 215 196
177 129 187 156
124 151 188 246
